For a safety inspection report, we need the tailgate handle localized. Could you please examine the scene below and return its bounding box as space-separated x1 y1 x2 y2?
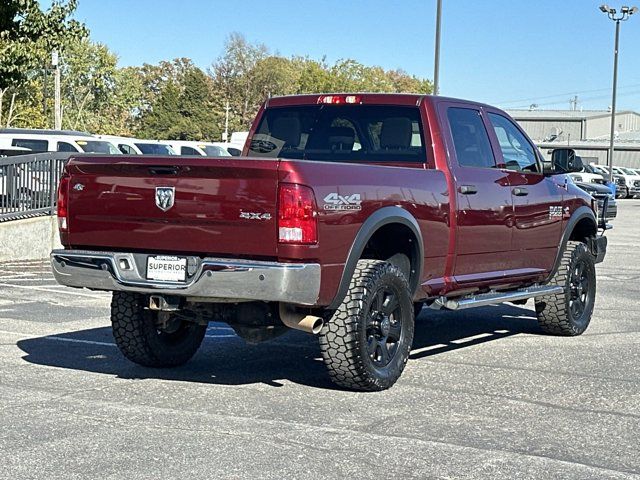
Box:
149 166 179 175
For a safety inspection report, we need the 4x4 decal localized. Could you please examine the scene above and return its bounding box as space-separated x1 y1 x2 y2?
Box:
323 193 362 211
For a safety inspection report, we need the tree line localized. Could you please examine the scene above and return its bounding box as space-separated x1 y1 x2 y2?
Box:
0 0 432 141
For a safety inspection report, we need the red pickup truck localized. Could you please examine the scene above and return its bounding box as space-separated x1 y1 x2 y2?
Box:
51 93 609 391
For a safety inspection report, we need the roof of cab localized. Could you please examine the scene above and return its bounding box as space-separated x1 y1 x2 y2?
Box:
266 93 427 108
264 93 504 113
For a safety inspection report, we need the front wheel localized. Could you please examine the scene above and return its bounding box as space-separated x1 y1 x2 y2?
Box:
535 241 596 336
111 292 207 367
319 259 415 391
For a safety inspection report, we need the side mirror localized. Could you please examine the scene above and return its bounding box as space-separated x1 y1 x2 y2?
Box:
547 148 583 174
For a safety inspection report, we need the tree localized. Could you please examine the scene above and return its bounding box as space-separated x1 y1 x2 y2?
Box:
136 65 219 141
0 0 87 89
0 0 87 127
60 39 119 131
209 33 269 130
208 34 433 135
135 57 195 115
295 57 334 93
137 81 181 139
176 68 218 140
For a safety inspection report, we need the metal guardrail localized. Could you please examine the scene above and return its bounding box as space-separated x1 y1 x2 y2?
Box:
0 152 72 222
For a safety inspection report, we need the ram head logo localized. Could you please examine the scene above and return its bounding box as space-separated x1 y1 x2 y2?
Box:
155 187 175 212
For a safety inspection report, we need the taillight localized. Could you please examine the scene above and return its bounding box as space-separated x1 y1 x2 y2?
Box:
317 95 362 105
57 174 70 230
278 183 317 244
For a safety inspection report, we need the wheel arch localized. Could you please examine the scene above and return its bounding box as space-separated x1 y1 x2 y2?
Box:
328 206 424 310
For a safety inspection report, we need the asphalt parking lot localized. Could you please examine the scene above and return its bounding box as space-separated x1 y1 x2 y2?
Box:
1 201 639 480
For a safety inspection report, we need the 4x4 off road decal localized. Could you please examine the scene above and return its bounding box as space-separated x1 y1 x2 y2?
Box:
323 193 362 211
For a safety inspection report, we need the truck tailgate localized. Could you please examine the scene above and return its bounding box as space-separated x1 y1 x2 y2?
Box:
65 156 279 257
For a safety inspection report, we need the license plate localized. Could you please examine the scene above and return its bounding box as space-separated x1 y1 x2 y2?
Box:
146 256 187 282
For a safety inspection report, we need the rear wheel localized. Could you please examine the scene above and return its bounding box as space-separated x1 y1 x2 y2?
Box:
319 260 415 391
535 241 596 336
111 292 207 367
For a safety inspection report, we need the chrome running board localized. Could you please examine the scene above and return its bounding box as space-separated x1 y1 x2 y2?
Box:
430 285 563 311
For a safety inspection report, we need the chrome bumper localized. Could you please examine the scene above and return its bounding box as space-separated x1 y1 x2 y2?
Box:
50 249 321 305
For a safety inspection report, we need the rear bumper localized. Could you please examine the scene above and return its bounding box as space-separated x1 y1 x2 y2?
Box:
50 249 321 305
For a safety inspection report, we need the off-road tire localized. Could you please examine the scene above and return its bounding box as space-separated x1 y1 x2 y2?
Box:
535 241 596 336
319 259 415 391
111 292 207 367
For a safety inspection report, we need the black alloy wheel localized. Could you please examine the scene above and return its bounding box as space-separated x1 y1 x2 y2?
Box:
366 287 403 367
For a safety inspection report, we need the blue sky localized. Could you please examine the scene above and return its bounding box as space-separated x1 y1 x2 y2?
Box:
74 0 640 111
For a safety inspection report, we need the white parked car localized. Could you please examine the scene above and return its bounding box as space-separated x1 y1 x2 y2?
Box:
0 128 120 154
164 140 232 157
614 166 640 198
592 164 640 198
96 135 177 155
568 164 606 185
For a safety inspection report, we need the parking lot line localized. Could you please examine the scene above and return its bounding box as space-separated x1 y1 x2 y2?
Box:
0 282 106 299
0 328 239 346
44 336 117 347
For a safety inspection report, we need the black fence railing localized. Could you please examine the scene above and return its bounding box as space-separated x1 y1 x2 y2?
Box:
0 152 72 222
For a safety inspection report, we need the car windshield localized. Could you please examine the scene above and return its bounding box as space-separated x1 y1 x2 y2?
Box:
620 167 636 175
135 143 176 155
249 105 425 163
202 145 231 157
76 140 120 154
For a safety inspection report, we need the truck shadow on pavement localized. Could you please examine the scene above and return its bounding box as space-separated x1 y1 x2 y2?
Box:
17 304 541 390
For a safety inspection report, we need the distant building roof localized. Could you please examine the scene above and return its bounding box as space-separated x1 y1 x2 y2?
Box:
506 109 640 121
590 131 640 142
537 139 640 150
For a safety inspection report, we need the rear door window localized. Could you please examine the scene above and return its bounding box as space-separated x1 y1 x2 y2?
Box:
11 139 48 153
249 105 426 163
57 141 79 152
202 145 232 157
76 140 120 154
118 144 137 154
135 143 175 155
447 108 496 169
181 146 201 155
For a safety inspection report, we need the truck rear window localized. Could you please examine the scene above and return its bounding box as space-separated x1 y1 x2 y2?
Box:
249 105 425 163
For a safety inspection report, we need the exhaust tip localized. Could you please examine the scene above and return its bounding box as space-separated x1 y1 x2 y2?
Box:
310 317 324 334
279 303 324 334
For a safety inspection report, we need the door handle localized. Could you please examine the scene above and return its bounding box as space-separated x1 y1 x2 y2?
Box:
458 185 478 195
512 187 529 196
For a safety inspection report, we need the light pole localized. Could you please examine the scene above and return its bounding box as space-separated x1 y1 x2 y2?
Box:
433 0 442 95
52 50 61 130
599 4 637 185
